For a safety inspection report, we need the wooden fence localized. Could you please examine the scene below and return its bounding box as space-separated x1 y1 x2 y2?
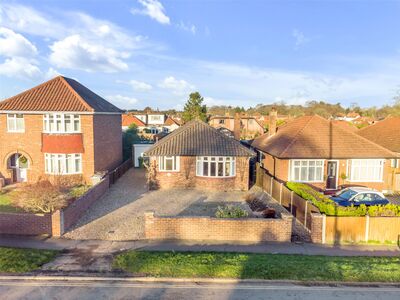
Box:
109 159 133 185
256 164 319 230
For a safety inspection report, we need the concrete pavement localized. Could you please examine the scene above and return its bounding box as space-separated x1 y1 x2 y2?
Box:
1 277 399 300
0 235 399 256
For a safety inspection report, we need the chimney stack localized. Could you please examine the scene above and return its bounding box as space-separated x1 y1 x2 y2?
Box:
234 112 241 140
269 108 277 137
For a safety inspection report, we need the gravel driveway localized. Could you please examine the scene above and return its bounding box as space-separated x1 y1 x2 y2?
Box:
64 168 246 241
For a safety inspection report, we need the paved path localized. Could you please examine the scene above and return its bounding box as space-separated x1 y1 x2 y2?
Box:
1 235 399 257
1 278 399 300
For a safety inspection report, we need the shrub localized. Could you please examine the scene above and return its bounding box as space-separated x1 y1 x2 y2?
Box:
69 185 91 199
286 181 400 217
215 205 249 218
12 181 69 213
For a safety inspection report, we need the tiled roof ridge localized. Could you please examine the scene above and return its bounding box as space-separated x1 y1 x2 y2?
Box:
58 76 94 112
279 115 314 157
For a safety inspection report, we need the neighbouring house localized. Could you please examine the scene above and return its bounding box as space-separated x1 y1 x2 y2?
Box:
122 113 146 131
251 112 397 192
209 113 264 139
357 117 400 192
336 111 361 122
144 120 255 191
0 76 123 185
128 111 181 136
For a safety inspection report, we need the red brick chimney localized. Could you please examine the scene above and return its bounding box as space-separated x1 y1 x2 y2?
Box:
234 112 241 140
269 108 277 137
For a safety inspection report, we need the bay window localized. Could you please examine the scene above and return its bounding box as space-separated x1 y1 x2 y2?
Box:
196 156 235 177
45 153 82 174
158 156 179 172
43 114 80 133
349 159 384 182
290 160 324 182
7 114 25 132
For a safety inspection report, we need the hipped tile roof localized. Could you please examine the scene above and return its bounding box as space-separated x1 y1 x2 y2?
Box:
357 117 400 153
122 113 146 127
145 120 255 157
251 115 396 159
0 76 122 113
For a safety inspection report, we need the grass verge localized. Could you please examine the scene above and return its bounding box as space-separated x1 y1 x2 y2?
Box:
113 251 400 282
0 247 59 273
0 191 23 213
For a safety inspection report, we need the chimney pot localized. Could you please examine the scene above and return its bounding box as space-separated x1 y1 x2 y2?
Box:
234 112 241 140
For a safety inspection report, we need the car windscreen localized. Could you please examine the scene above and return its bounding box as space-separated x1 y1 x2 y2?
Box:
336 189 358 200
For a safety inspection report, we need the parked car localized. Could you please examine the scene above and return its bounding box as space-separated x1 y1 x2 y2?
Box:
330 187 389 206
323 184 366 196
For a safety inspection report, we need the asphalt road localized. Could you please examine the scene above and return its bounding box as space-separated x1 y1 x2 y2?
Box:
1 279 400 300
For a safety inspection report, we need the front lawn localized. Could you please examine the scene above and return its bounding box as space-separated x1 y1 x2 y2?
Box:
0 190 23 213
0 247 58 273
113 251 400 282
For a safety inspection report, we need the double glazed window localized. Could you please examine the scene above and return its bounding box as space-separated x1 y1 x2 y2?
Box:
44 153 82 174
158 156 179 172
196 156 235 177
290 160 324 182
7 114 25 132
43 114 80 133
349 159 384 182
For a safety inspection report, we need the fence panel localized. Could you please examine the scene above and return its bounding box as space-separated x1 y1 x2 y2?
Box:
272 179 281 202
305 202 320 230
281 186 292 211
368 217 400 242
325 216 366 243
109 159 132 185
291 193 307 224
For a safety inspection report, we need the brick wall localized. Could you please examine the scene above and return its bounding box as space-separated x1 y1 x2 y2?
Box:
151 156 250 191
144 211 293 243
0 212 52 235
93 114 123 173
310 213 324 243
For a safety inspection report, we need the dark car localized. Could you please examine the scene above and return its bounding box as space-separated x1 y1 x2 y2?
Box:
330 187 389 206
323 184 367 196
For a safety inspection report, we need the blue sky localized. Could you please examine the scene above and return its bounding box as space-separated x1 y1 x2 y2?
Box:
1 0 400 110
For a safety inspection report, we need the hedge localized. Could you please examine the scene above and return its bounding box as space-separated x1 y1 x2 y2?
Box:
286 182 400 217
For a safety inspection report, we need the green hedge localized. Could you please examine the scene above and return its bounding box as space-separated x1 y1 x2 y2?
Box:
286 182 400 217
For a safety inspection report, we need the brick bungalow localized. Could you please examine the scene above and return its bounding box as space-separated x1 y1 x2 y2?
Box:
145 120 255 190
251 113 397 192
0 75 123 185
357 117 400 192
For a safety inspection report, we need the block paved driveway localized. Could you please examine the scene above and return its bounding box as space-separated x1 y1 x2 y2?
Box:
64 168 244 241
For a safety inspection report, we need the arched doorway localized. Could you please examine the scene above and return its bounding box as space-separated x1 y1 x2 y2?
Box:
8 153 29 182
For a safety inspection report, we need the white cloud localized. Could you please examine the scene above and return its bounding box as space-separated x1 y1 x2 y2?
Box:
0 57 41 79
292 29 310 49
126 79 153 91
177 21 196 35
131 0 170 25
44 67 60 80
159 76 195 95
49 35 129 72
107 94 139 109
0 27 38 57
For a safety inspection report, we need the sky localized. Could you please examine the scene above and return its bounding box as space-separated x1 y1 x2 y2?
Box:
1 0 400 110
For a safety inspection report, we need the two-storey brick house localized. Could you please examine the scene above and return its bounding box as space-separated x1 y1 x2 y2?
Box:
0 76 123 185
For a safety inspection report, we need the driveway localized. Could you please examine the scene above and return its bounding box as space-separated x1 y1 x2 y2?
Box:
64 168 245 241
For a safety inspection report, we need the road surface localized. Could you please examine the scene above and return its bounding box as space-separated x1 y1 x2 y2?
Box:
0 278 399 300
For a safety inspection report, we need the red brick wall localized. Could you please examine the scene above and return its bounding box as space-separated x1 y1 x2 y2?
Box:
0 212 52 235
93 114 123 173
151 156 250 191
61 175 110 234
145 211 293 242
310 213 324 243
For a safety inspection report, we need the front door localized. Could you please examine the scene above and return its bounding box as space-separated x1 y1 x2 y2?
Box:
10 154 28 182
326 161 338 189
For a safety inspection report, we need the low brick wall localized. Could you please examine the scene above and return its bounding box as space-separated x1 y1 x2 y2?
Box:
61 175 110 233
0 175 110 237
144 211 293 243
310 213 324 243
0 212 52 235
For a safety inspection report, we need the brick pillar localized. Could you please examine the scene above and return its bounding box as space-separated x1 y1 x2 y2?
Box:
310 213 324 243
51 210 64 237
144 211 155 239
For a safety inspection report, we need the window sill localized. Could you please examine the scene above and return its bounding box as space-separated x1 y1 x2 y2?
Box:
7 131 25 133
158 170 180 173
196 175 236 179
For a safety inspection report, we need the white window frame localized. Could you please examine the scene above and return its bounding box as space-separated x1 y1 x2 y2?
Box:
43 113 81 133
349 159 384 182
289 159 325 183
44 153 82 175
7 114 25 133
158 156 180 172
196 156 236 178
391 159 400 169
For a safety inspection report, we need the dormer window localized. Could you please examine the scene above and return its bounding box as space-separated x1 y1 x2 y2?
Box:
44 113 80 133
7 114 25 133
